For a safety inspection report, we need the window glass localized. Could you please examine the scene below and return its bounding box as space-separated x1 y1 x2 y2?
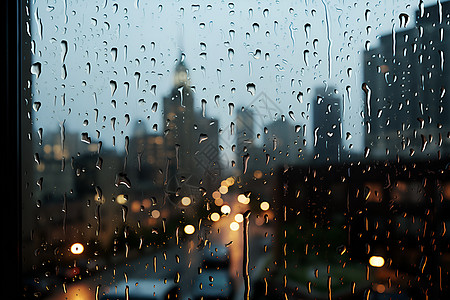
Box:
22 0 449 299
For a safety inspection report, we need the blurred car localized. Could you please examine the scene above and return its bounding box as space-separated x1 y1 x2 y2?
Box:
101 278 179 300
192 269 234 300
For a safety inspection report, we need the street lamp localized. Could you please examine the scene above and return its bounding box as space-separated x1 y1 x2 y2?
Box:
70 243 84 255
369 255 385 268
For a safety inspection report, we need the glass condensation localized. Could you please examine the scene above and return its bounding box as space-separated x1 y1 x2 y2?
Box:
21 0 449 299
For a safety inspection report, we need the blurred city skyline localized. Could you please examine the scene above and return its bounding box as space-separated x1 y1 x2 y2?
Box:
29 0 442 161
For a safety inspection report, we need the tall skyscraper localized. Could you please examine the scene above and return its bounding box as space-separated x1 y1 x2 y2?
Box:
364 1 450 160
162 56 220 194
163 58 196 174
312 87 343 164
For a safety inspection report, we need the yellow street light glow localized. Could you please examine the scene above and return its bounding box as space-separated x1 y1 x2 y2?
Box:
253 170 263 179
116 194 128 205
212 191 222 199
369 256 385 267
221 205 231 215
260 201 270 211
237 194 250 204
181 196 192 206
219 185 228 194
230 221 240 231
184 224 195 235
226 177 235 186
214 198 224 206
151 210 161 218
70 243 84 255
210 212 221 222
234 213 244 223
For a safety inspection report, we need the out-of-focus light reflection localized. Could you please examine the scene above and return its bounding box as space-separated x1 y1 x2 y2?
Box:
131 201 141 212
219 185 228 194
369 256 385 267
214 198 224 206
253 170 263 179
226 177 235 186
116 194 128 204
260 201 270 211
255 216 265 226
374 283 386 293
142 198 152 209
70 243 84 255
212 191 222 199
234 213 244 223
181 196 191 206
221 205 231 215
237 194 250 204
151 210 160 218
184 224 195 234
230 222 240 231
211 212 220 222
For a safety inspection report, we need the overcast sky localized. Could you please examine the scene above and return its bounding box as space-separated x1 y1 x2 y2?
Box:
29 0 440 161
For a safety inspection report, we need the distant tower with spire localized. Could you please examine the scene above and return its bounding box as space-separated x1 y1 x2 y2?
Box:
162 53 221 191
163 54 195 174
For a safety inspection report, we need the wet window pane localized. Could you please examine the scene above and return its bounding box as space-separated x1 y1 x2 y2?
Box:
21 0 449 299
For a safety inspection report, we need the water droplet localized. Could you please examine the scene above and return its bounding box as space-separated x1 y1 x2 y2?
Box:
228 48 234 61
110 80 117 97
115 173 131 188
399 13 409 28
297 91 303 103
110 47 118 62
243 153 250 174
421 134 428 152
303 50 309 66
33 102 41 112
121 205 128 222
304 23 311 39
362 83 371 117
60 40 68 63
31 62 42 78
198 133 208 144
81 132 91 144
202 99 207 117
252 22 259 33
229 29 235 41
34 153 40 165
288 111 295 121
364 147 370 158
365 9 371 22
313 127 319 146
228 103 234 116
134 72 141 89
417 117 425 129
246 83 256 96
152 102 158 112
150 84 157 95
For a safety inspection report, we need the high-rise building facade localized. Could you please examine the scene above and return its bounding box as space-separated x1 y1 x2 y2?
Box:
364 2 450 160
312 87 343 164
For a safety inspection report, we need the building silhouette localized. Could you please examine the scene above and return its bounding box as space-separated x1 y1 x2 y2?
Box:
161 56 221 200
364 1 450 161
312 87 343 164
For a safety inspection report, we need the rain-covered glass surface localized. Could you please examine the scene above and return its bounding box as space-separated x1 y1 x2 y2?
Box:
21 0 450 299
